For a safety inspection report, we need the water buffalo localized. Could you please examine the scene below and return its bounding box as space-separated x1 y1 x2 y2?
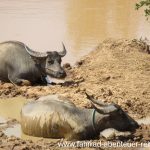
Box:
0 41 67 85
21 94 138 140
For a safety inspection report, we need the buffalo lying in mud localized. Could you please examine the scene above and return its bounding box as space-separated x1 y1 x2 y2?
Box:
0 41 67 85
21 94 139 140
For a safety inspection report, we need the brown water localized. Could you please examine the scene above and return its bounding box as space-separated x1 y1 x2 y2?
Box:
0 98 59 142
0 0 149 64
0 97 27 121
0 97 44 141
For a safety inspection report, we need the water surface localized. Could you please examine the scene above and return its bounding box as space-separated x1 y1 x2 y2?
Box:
0 0 149 64
0 97 43 141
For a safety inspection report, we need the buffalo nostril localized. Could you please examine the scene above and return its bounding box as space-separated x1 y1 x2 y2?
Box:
131 121 139 126
59 70 66 77
134 122 139 128
60 70 64 74
129 121 139 131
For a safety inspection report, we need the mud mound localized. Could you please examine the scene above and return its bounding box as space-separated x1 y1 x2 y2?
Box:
69 38 150 118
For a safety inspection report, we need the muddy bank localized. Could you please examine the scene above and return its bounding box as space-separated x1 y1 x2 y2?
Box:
0 124 150 150
0 38 150 149
0 38 150 118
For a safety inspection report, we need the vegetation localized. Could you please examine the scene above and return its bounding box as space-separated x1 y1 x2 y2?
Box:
135 0 150 19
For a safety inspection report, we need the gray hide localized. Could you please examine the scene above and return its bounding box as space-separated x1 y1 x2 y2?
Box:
0 41 67 85
21 94 138 140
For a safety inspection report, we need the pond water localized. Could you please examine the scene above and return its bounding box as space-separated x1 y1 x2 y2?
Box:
0 97 60 142
0 97 150 142
0 0 150 64
0 97 27 121
0 97 44 141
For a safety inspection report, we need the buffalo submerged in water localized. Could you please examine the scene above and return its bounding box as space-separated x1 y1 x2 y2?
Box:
21 93 139 140
0 41 67 85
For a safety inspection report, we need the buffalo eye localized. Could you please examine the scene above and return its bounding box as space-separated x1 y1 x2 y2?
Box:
48 60 54 64
58 58 62 64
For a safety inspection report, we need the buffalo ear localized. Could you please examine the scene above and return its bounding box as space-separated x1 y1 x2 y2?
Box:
46 52 52 55
30 56 46 65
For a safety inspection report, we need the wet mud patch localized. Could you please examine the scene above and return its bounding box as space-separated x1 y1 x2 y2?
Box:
0 117 20 138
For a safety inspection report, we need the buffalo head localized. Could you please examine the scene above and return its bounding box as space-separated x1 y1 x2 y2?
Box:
25 43 67 79
86 93 139 132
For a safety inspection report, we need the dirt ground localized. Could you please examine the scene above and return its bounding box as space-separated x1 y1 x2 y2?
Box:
0 38 150 149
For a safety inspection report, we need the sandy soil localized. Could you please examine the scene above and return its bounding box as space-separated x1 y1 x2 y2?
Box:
0 38 150 149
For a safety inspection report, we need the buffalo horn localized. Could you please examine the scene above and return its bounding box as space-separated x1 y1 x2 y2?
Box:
25 45 48 58
85 92 107 106
90 101 118 114
59 42 67 57
85 93 118 114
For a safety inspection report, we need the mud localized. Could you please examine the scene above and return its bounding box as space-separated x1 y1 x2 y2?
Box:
0 38 150 149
